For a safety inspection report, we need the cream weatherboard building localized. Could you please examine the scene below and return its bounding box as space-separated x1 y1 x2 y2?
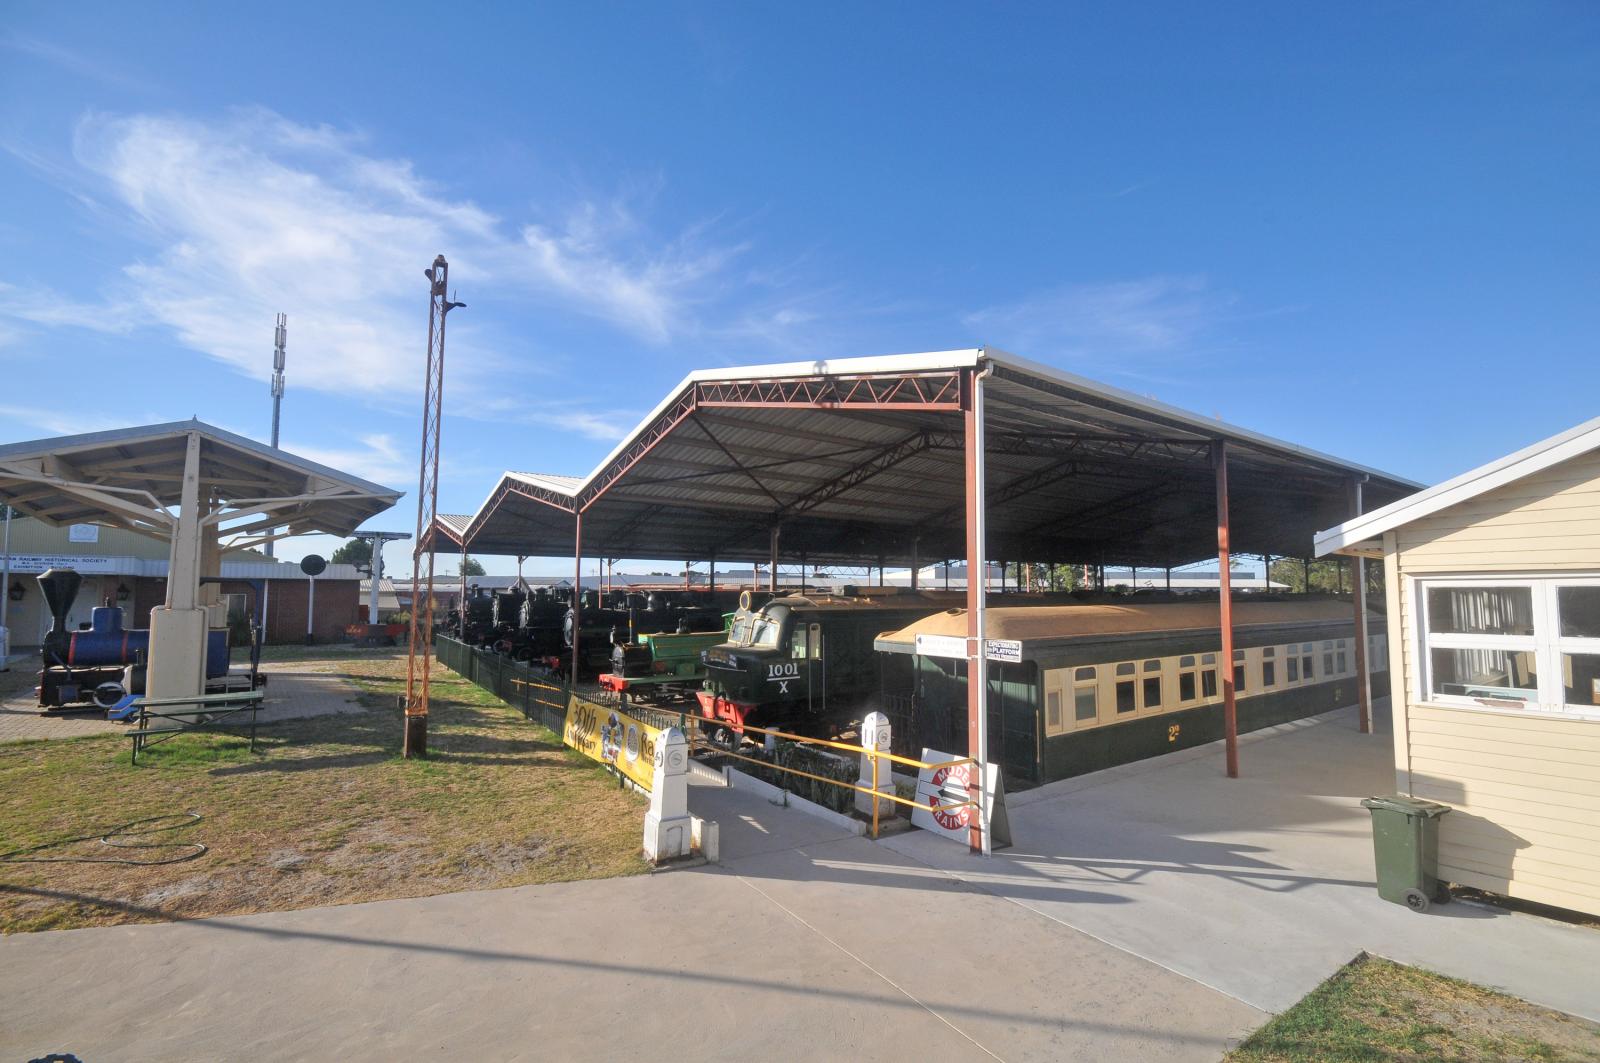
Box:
1317 417 1600 917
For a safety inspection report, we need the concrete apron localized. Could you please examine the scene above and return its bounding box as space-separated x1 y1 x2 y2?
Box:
1 772 1262 1063
881 700 1600 1023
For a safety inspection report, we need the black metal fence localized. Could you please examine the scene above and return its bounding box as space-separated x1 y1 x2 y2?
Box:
436 635 569 734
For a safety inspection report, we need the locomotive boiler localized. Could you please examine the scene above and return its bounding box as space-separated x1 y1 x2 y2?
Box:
35 567 229 710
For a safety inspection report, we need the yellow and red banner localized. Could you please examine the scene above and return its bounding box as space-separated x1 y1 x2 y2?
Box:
564 695 664 792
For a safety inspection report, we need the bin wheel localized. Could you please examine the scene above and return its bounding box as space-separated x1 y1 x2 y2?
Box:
1402 888 1431 912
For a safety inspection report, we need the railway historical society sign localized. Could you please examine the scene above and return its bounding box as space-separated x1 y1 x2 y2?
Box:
564 695 663 792
911 747 1011 848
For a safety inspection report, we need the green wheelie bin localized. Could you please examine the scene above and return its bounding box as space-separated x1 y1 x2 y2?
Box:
1360 795 1452 912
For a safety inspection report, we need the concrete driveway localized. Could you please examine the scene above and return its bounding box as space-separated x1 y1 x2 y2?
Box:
2 776 1264 1062
882 700 1600 1023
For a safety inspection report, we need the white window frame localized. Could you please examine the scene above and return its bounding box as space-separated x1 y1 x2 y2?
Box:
1416 575 1600 719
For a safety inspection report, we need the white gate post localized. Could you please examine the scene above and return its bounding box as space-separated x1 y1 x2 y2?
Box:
856 711 893 817
644 727 693 863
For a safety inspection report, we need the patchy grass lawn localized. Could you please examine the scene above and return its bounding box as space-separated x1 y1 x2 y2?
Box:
0 648 647 934
1229 953 1600 1062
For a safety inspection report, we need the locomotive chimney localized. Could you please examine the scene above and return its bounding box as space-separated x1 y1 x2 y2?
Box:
37 567 82 661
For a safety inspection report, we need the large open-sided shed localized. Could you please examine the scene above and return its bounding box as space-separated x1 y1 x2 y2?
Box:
452 350 1415 568
434 348 1420 848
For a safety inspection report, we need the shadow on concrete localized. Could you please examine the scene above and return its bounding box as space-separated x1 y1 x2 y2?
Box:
0 882 1221 1046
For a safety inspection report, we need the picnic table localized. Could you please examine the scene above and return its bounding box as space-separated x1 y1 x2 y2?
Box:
128 689 267 764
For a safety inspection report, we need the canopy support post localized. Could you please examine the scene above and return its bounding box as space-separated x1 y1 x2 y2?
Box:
1214 440 1239 779
571 512 583 683
1349 476 1372 735
964 364 991 855
769 526 780 593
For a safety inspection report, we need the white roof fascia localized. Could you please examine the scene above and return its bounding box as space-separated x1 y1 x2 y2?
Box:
1314 414 1600 556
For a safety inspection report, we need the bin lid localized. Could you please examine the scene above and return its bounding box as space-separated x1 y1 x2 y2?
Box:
1361 795 1452 817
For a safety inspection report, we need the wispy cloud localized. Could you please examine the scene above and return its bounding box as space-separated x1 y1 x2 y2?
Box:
1 108 748 402
283 432 414 486
0 33 153 93
964 276 1234 363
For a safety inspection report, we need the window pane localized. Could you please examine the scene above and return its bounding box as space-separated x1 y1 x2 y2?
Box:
1202 653 1216 665
1558 587 1600 639
1303 655 1315 679
1116 680 1136 713
1144 659 1161 672
1263 646 1276 658
1179 672 1196 701
1426 586 1535 636
1287 657 1300 682
1074 666 1096 681
1143 676 1162 708
1075 687 1098 722
1179 655 1196 667
1046 690 1062 729
1430 647 1538 701
1201 670 1217 698
1323 652 1334 674
1116 662 1136 676
1263 661 1276 687
1562 653 1600 707
1233 664 1246 691
1337 652 1347 673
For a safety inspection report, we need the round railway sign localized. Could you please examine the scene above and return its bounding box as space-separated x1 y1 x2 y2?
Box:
927 761 974 832
300 554 327 576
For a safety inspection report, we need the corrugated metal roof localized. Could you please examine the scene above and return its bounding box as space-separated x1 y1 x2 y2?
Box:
448 349 1422 567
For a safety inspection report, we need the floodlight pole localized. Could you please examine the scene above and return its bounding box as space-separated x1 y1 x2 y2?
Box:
405 255 462 758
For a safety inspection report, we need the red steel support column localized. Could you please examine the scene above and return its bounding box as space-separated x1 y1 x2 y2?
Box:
964 365 991 853
769 526 780 593
1349 477 1371 734
571 512 583 683
1214 441 1239 779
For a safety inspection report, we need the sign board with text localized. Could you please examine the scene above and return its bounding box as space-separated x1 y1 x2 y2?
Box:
912 633 1024 664
68 524 101 543
1 555 124 575
911 747 1011 848
564 694 664 792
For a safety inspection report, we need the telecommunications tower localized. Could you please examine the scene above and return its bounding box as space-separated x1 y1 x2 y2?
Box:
265 313 287 558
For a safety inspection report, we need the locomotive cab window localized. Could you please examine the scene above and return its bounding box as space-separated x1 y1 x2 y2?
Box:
791 625 808 659
808 622 822 660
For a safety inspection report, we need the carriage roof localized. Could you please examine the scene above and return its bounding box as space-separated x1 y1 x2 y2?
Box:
875 598 1380 653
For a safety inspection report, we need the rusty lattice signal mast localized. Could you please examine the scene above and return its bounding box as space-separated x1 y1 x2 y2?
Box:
403 255 464 757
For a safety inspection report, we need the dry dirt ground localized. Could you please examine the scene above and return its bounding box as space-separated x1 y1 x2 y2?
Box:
0 648 647 933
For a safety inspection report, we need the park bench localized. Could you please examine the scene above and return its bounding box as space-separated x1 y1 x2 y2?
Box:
129 689 267 764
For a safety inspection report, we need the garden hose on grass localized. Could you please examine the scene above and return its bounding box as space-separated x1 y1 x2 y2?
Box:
0 812 208 866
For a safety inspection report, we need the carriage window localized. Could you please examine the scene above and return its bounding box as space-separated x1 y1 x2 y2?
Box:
1142 673 1162 709
1302 652 1315 679
1337 651 1347 673
1177 656 1197 701
1262 659 1276 687
1287 656 1300 682
1233 649 1247 693
1046 690 1064 733
1115 663 1137 713
1073 668 1098 723
1201 669 1218 698
1323 650 1335 675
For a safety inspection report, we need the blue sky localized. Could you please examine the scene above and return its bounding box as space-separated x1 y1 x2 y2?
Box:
2 3 1596 579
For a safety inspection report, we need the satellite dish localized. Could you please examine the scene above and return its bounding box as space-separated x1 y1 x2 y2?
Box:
300 554 327 577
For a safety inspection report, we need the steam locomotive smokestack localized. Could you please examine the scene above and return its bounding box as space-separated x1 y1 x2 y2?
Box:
37 568 82 664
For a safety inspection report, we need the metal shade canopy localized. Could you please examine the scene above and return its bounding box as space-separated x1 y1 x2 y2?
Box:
0 418 403 546
453 348 1419 567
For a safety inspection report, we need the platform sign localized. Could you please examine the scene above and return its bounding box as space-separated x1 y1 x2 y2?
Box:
913 633 968 659
912 633 1023 664
911 748 1011 848
3 555 123 575
564 694 663 792
985 638 1022 663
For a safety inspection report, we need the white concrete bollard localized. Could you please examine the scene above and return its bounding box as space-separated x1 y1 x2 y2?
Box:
855 711 894 817
644 727 694 863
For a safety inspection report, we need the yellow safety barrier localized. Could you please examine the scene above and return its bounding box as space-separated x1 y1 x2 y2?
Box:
697 717 975 839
